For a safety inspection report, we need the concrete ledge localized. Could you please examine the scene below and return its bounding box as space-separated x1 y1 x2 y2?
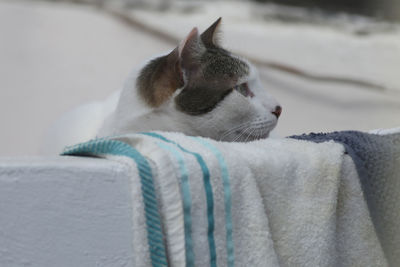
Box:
0 157 135 267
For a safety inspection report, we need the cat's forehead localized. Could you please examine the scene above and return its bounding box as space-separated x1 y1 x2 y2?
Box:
175 48 251 116
201 47 249 82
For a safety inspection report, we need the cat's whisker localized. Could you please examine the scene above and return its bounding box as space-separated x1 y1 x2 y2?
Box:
257 131 264 140
231 131 242 142
231 129 245 142
220 126 250 141
224 121 253 134
244 128 257 142
222 117 276 142
233 126 252 142
219 122 253 140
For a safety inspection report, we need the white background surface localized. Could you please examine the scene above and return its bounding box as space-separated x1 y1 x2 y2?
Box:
0 0 399 156
0 1 172 156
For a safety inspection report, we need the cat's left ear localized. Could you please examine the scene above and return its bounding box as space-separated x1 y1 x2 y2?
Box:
201 17 222 47
178 27 205 73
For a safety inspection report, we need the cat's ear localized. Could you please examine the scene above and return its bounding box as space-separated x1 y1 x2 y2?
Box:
178 27 205 72
136 46 183 107
201 17 222 47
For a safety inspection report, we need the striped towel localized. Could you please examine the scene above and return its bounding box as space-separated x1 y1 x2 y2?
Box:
62 130 398 267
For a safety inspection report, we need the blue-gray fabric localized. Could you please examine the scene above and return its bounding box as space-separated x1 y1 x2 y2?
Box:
290 131 400 265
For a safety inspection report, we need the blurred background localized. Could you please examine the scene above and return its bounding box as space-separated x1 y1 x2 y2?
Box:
1 0 399 156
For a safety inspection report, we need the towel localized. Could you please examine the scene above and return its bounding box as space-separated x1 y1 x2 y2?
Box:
62 129 400 267
290 130 400 266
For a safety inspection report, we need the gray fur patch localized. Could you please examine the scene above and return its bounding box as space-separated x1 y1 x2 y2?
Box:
201 47 249 80
175 47 249 115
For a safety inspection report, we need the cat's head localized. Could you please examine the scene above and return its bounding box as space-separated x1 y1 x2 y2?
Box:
136 18 281 141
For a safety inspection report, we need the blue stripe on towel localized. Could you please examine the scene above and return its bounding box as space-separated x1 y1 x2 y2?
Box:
142 132 217 267
61 139 167 267
155 141 195 266
193 137 235 267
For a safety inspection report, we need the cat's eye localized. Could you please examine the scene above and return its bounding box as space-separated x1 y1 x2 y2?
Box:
234 83 254 98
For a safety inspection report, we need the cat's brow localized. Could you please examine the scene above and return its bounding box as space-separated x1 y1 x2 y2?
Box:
202 48 249 80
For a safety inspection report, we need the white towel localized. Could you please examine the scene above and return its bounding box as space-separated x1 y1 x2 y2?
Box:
63 129 399 266
290 129 400 266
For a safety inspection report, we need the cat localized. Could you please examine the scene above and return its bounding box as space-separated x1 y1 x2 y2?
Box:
98 18 282 142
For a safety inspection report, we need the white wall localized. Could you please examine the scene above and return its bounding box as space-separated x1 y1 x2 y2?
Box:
0 157 135 267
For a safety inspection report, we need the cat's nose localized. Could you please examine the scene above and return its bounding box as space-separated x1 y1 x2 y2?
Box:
272 105 282 118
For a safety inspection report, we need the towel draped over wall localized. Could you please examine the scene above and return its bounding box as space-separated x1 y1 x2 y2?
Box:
62 129 400 267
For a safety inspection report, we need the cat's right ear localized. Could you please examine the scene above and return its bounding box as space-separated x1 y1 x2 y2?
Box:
201 17 222 47
178 27 205 73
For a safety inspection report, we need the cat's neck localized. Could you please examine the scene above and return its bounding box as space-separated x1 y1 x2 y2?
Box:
121 108 179 133
100 98 196 137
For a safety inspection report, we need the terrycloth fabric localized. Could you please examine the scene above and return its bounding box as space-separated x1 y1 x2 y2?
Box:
62 139 167 267
290 130 400 266
61 130 399 267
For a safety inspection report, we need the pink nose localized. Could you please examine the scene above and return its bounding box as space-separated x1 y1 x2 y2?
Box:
272 105 282 118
